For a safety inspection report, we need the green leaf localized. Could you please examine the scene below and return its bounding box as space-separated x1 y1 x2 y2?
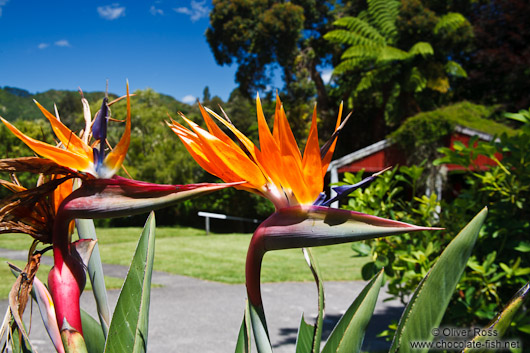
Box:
104 212 156 353
445 61 467 78
76 218 110 338
235 300 251 353
81 310 105 353
249 303 273 353
463 283 529 353
514 241 530 253
408 42 434 58
389 207 487 353
294 248 324 353
321 269 384 353
434 12 469 35
10 323 35 353
296 314 316 353
351 242 371 256
361 262 377 280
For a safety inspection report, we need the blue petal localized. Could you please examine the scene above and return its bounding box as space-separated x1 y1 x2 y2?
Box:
92 97 109 141
321 168 392 207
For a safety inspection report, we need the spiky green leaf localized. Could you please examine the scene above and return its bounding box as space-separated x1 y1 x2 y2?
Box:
389 208 488 353
321 270 384 353
463 282 529 353
249 303 273 353
81 310 105 353
104 212 156 353
235 300 251 353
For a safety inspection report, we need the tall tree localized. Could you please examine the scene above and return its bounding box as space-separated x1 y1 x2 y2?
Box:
206 0 348 138
325 0 471 139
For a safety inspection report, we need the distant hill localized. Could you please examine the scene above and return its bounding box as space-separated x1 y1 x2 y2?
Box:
0 86 193 123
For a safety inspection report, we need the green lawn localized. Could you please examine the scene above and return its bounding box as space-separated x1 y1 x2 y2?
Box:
0 257 124 298
0 226 369 286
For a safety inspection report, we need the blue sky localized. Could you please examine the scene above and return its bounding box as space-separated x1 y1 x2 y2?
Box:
0 1 259 103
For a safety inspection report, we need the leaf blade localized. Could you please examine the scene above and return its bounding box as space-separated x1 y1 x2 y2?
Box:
104 212 156 353
389 207 488 353
321 269 384 353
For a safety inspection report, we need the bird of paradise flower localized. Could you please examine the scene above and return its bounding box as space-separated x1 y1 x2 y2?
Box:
168 94 438 351
0 83 236 352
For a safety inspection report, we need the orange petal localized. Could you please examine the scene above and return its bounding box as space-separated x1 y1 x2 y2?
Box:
278 104 302 164
204 106 262 164
197 103 239 150
33 101 93 158
301 105 323 201
276 104 307 199
255 95 283 188
102 82 131 177
168 121 220 177
181 115 266 189
1 118 94 173
321 101 343 176
52 176 73 213
272 94 281 144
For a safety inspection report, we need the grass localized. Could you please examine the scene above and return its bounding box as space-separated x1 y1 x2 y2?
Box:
0 257 124 298
0 226 369 286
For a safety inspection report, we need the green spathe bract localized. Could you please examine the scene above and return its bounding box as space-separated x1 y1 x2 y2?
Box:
76 218 111 338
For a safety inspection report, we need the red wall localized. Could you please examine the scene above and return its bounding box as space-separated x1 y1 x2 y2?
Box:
337 133 502 173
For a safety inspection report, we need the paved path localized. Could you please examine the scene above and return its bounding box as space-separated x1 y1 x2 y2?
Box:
0 248 403 352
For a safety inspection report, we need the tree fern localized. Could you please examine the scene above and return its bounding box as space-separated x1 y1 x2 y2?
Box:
434 12 470 36
342 45 382 60
445 60 467 78
329 17 386 46
376 46 409 63
405 66 428 93
367 0 400 43
356 70 378 93
334 58 371 75
407 42 434 59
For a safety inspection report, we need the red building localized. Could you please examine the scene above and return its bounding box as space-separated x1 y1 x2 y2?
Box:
328 125 502 206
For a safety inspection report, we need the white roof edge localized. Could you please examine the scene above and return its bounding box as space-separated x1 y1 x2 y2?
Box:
329 139 393 169
454 125 495 141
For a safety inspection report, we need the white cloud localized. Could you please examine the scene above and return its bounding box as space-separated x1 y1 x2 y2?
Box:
174 0 209 22
97 4 126 20
38 43 49 50
321 69 333 84
54 39 71 47
0 0 9 17
150 5 163 16
181 95 197 104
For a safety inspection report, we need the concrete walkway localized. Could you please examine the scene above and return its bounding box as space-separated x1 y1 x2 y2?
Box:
0 248 403 352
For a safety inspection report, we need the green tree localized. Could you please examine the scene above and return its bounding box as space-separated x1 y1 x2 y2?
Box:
325 0 471 139
206 0 347 139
